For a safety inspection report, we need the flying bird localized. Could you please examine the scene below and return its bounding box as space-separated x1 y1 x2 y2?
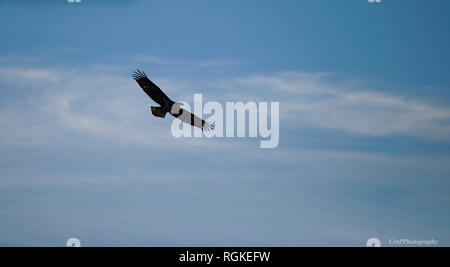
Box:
132 70 213 131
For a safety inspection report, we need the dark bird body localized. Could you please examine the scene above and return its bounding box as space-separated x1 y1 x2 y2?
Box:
132 70 213 131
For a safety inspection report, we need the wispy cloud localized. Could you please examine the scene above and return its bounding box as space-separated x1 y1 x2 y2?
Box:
133 55 239 68
178 59 239 68
0 68 61 84
0 53 42 64
133 55 169 65
233 72 450 139
0 67 233 149
0 67 170 146
1 65 449 149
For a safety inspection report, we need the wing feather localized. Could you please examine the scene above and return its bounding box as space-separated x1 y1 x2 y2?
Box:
132 69 172 106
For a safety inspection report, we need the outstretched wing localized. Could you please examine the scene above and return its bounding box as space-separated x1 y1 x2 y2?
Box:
172 108 214 132
132 70 172 106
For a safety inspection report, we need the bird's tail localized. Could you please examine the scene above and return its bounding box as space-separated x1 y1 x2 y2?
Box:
151 106 167 118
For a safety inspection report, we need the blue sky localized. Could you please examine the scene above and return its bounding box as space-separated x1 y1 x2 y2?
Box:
0 0 449 246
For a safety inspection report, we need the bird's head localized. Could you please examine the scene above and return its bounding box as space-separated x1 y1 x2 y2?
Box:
171 102 184 114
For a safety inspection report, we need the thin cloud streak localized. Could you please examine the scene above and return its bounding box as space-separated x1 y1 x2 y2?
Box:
1 66 450 148
233 72 450 139
133 55 240 67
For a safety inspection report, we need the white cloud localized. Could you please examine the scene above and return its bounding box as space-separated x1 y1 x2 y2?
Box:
133 54 239 67
0 67 237 149
0 67 172 146
0 53 42 64
133 55 169 65
178 59 239 68
0 66 449 149
233 72 450 138
0 68 61 85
